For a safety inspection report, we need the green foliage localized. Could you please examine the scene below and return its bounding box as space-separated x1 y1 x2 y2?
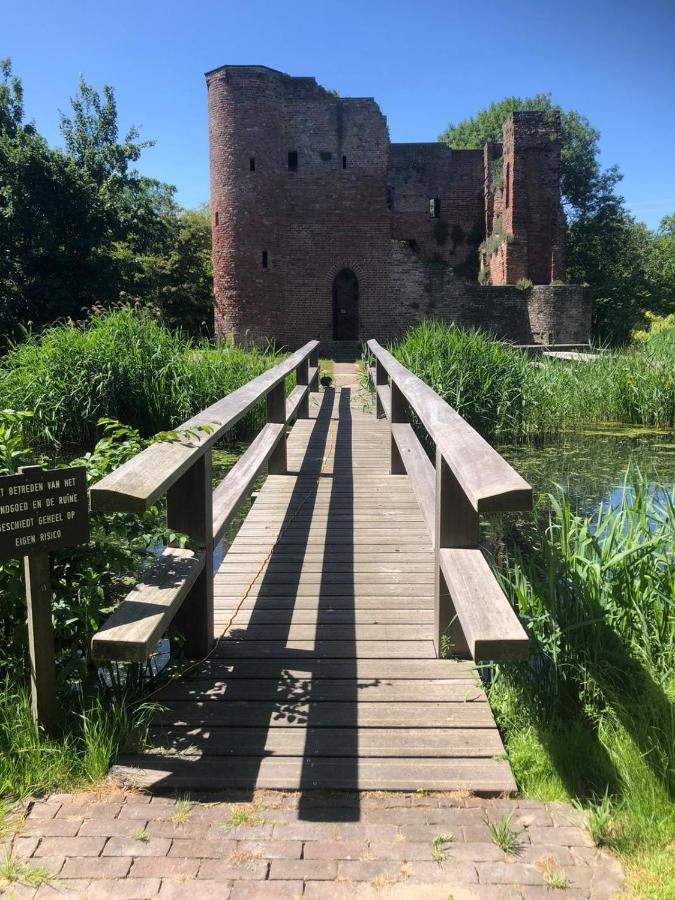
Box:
0 679 157 799
479 216 512 261
488 480 675 861
485 812 522 855
0 307 285 451
389 322 674 440
633 310 675 343
390 321 530 439
515 278 532 291
0 60 212 340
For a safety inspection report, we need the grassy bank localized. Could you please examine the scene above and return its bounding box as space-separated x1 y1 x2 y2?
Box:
0 307 286 451
487 481 675 898
389 320 674 440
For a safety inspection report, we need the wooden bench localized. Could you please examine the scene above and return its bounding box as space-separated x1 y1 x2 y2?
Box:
90 342 319 662
367 340 530 662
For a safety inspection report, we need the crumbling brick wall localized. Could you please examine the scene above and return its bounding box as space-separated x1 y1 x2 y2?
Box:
207 66 585 348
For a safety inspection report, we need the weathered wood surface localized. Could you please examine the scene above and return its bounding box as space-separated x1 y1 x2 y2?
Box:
367 340 532 512
439 547 530 661
115 384 516 794
91 547 205 662
90 340 319 512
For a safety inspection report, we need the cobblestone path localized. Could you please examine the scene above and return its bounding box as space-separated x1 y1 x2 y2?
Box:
1 788 623 898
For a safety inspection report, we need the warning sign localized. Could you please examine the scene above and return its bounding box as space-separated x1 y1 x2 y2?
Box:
0 466 89 558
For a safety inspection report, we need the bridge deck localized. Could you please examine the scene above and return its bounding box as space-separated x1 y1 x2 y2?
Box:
115 385 516 794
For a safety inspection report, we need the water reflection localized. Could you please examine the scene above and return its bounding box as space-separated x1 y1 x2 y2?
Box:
498 425 675 517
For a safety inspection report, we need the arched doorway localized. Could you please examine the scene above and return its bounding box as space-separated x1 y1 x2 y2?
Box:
332 269 359 340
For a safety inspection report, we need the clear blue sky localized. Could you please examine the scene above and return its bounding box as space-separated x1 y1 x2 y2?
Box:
5 0 675 228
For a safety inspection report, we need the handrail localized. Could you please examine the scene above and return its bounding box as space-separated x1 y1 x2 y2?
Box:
91 341 319 513
91 339 319 661
366 340 531 512
366 338 530 661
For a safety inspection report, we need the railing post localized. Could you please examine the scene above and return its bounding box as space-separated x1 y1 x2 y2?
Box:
390 381 409 475
296 357 309 419
434 448 479 658
267 380 288 474
375 359 387 419
309 348 319 392
167 449 214 658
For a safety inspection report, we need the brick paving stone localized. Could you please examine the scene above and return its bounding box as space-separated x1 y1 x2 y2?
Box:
461 824 496 842
230 882 304 899
2 882 39 899
271 822 341 841
269 858 337 880
26 802 60 820
562 864 593 890
591 853 624 899
55 802 121 819
34 836 105 858
198 858 269 880
443 841 505 862
333 824 401 843
25 855 65 877
227 824 276 840
366 841 434 861
145 820 211 839
512 809 553 828
518 844 574 866
79 818 147 838
168 838 237 858
527 826 593 847
118 803 159 820
35 884 92 900
303 840 365 859
84 877 162 899
10 836 40 857
550 806 586 828
21 819 82 838
236 839 302 859
159 879 232 899
335 859 414 881
477 861 544 885
521 889 586 900
61 855 132 879
103 836 171 857
130 855 200 878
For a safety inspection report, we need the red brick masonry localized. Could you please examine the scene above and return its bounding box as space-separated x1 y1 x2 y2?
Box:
206 65 589 348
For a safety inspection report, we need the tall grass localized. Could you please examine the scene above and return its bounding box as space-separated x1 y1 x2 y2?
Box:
488 480 675 891
387 321 675 440
0 308 286 451
0 680 157 799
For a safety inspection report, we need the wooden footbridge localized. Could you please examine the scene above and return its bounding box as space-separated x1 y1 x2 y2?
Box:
90 341 532 796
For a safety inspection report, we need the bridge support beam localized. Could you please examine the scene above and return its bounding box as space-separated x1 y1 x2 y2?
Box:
434 451 478 659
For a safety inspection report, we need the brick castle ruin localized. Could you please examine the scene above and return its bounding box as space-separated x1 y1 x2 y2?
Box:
206 65 590 347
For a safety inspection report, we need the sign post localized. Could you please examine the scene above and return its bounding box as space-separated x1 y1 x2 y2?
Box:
0 465 89 733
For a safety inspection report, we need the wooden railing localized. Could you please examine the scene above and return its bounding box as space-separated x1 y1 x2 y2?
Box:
90 341 319 662
367 340 531 662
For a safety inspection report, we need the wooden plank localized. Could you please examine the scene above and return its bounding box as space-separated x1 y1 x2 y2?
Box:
439 548 529 661
181 659 478 679
154 700 495 728
376 383 391 420
211 640 437 659
147 726 502 757
391 422 435 536
212 422 285 545
91 548 205 662
219 624 434 641
112 756 516 794
154 678 484 703
24 552 57 734
367 341 532 513
214 609 434 625
285 383 309 422
90 340 318 512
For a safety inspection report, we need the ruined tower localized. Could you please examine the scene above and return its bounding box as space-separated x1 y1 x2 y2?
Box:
207 66 589 347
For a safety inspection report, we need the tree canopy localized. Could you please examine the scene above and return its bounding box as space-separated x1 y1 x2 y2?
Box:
0 60 212 341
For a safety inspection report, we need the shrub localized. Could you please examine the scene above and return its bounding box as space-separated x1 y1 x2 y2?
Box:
390 321 530 439
0 308 286 451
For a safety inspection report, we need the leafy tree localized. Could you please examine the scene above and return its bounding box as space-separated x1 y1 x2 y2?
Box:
0 61 213 339
644 214 675 316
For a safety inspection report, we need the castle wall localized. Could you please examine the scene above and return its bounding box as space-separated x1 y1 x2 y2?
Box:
207 65 588 349
388 243 589 344
388 144 483 277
